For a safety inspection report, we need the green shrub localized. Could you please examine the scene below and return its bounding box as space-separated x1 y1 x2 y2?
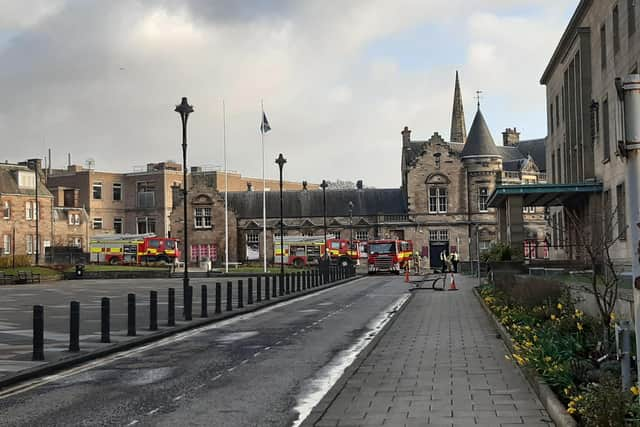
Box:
570 375 633 426
0 255 31 268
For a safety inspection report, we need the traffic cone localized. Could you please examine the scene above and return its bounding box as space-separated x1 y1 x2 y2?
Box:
405 267 410 283
448 272 458 291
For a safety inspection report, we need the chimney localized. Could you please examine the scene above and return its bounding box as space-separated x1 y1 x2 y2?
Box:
356 180 363 190
502 127 520 147
302 180 308 191
190 166 202 173
247 182 253 192
401 126 412 146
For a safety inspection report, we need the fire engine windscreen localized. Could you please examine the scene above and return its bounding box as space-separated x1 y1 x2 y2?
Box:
368 243 396 255
165 240 176 250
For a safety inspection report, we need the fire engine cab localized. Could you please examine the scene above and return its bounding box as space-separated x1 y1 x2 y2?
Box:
367 239 413 274
90 234 180 265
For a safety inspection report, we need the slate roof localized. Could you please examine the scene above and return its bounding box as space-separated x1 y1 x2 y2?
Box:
227 188 407 219
516 138 546 171
502 159 525 172
461 110 501 158
0 164 52 197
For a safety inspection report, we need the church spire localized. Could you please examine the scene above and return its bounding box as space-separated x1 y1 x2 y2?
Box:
450 71 467 143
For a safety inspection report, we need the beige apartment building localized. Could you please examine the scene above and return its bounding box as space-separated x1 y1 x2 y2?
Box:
540 0 637 266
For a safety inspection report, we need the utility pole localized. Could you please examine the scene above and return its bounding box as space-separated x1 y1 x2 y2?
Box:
621 74 640 395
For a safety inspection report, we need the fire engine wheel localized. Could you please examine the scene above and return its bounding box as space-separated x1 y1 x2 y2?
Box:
157 255 170 264
338 257 351 268
109 257 119 265
293 258 304 268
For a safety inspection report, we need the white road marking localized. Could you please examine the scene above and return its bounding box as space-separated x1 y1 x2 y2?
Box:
240 359 249 365
0 276 368 401
194 384 204 390
126 420 139 426
211 374 222 381
263 346 271 351
291 293 411 427
253 352 261 357
172 395 184 401
146 408 160 415
227 367 236 372
275 341 282 345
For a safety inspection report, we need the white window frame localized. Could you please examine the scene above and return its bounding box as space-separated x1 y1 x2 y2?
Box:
246 232 259 244
93 182 103 200
480 240 492 251
112 183 122 201
429 230 449 241
478 187 489 212
26 235 33 254
3 201 10 219
3 235 10 254
93 217 103 230
428 187 448 214
355 231 368 241
113 217 123 234
136 216 156 234
25 201 38 220
194 207 212 229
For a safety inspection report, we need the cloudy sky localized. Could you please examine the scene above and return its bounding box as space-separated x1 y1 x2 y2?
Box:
0 0 576 187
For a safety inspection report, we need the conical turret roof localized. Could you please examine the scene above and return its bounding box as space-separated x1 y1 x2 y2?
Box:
461 109 501 159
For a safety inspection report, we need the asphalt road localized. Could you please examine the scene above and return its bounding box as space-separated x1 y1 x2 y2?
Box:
0 275 408 427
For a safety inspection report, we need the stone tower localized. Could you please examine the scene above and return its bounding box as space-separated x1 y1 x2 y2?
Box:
450 71 467 144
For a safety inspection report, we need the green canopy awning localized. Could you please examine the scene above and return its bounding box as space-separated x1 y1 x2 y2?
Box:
487 183 602 208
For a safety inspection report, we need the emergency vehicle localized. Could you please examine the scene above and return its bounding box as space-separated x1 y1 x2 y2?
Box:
274 236 360 268
367 239 413 274
90 233 180 265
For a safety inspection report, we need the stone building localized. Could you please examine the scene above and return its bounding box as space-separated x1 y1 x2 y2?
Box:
172 73 547 268
526 0 636 267
0 161 53 261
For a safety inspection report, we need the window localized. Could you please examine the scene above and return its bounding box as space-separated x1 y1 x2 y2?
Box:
522 206 535 214
190 244 217 262
114 217 123 234
550 103 554 134
3 201 9 219
246 233 259 244
72 237 82 248
480 240 491 251
137 217 156 234
331 231 341 239
617 183 627 240
25 201 37 220
478 187 489 212
614 5 621 53
555 95 560 127
355 231 368 241
68 213 81 225
26 235 34 254
93 182 102 199
604 190 612 241
601 24 607 70
137 182 155 208
275 230 287 238
3 235 10 254
629 0 637 36
434 153 441 169
17 171 35 189
603 98 611 161
93 217 103 230
112 183 122 201
429 230 449 241
194 207 212 228
428 187 448 213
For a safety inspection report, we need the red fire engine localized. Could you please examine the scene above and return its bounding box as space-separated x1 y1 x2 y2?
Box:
90 234 180 265
274 236 360 267
367 239 413 274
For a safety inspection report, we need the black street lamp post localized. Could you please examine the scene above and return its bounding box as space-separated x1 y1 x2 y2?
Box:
320 180 328 255
348 200 354 253
175 97 194 315
35 163 39 265
275 154 287 281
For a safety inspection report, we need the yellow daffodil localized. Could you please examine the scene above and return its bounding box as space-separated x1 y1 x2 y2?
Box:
557 303 563 310
631 386 640 396
550 314 557 321
576 322 583 331
567 407 576 414
544 356 552 363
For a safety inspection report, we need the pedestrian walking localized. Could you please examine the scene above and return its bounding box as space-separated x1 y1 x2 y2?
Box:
439 250 448 273
413 251 421 274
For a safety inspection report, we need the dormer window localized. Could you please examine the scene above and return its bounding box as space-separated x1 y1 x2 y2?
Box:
434 153 441 169
17 171 36 189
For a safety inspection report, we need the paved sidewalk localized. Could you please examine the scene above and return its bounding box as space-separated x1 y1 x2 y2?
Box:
311 275 553 427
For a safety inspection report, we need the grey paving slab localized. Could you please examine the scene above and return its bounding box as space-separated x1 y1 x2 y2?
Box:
312 274 554 427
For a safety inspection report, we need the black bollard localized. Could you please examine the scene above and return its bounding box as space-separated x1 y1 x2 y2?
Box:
257 276 262 303
215 282 222 314
227 281 233 311
265 276 271 300
69 301 80 352
285 273 290 294
127 293 136 336
238 280 244 309
279 275 284 296
184 286 193 321
296 271 301 292
33 305 44 361
101 297 110 343
150 291 158 331
302 270 306 290
248 278 254 305
201 285 208 318
168 288 175 326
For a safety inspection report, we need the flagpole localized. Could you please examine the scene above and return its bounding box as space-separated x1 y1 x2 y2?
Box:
223 100 229 273
261 100 267 273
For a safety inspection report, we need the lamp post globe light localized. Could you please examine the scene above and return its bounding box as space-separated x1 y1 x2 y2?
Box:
175 97 194 316
320 180 328 257
275 153 287 280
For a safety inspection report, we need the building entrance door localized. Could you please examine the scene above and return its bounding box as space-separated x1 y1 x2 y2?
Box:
429 242 448 271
